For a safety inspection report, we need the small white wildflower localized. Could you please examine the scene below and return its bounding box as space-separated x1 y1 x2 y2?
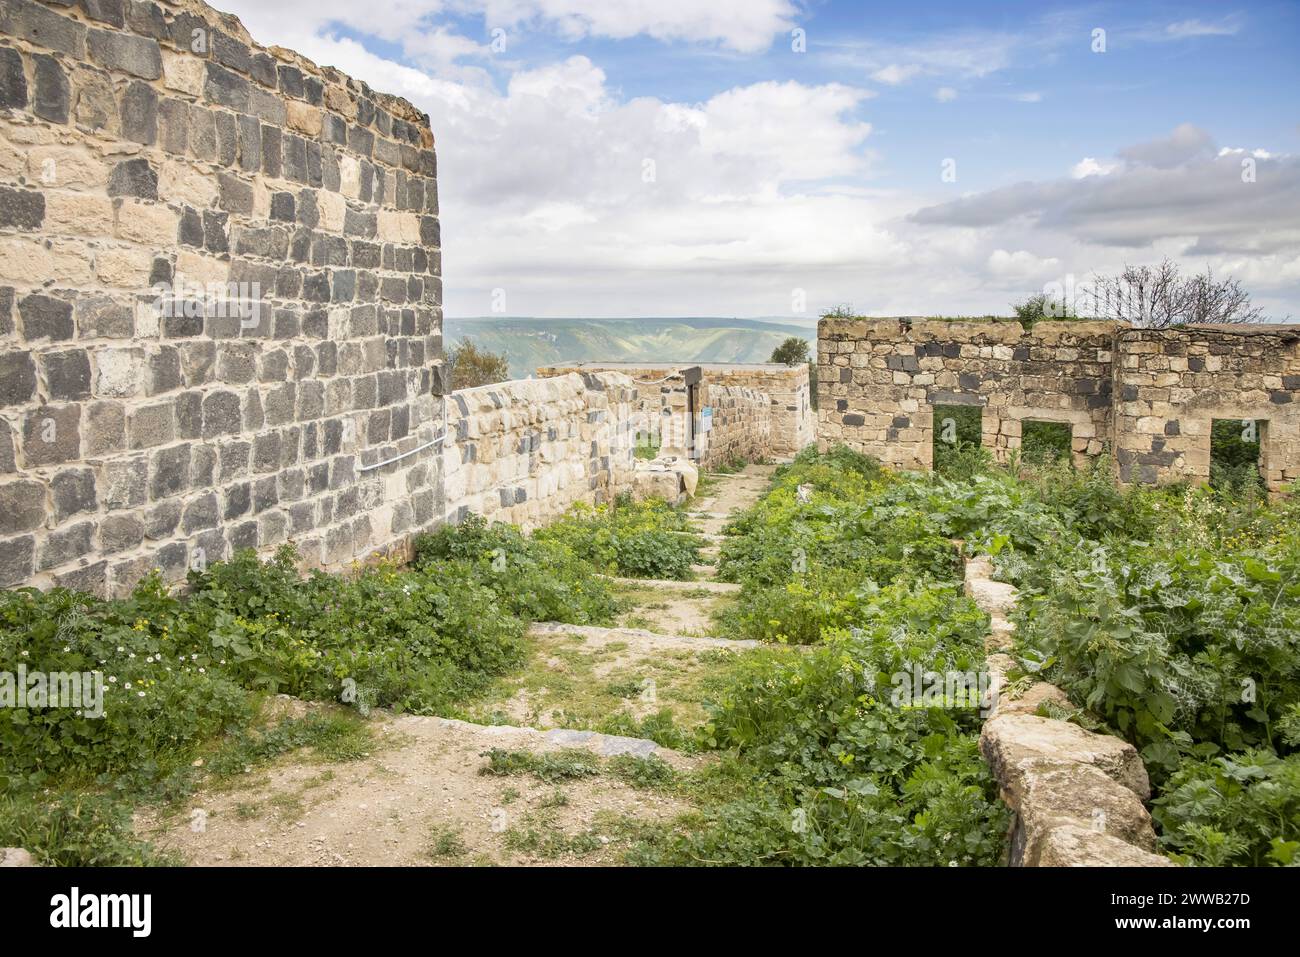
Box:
108 676 117 683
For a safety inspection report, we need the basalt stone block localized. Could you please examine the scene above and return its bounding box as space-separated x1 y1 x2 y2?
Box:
99 512 144 554
87 27 161 79
283 135 307 182
39 521 95 571
0 535 35 587
175 390 201 439
108 157 157 199
144 499 180 539
19 293 73 341
0 480 46 535
0 187 44 230
150 541 185 578
0 46 26 110
51 466 96 521
102 455 147 509
259 123 280 176
85 400 126 456
0 351 37 405
120 80 157 144
128 401 174 449
6 1 86 57
217 172 254 215
149 443 191 500
205 62 250 112
212 31 252 75
21 405 80 466
126 0 169 40
181 491 219 534
202 390 242 438
81 0 126 29
158 97 188 154
43 349 92 401
222 481 251 520
178 208 204 247
252 475 278 512
31 53 70 123
270 191 295 222
218 440 250 481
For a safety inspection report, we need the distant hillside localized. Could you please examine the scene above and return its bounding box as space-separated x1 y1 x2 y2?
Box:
444 317 817 380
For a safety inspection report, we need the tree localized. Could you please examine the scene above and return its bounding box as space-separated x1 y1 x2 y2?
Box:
448 339 511 390
1082 259 1264 328
1011 292 1076 328
770 336 810 366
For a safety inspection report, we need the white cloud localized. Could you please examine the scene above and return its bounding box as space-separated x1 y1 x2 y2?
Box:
987 249 1060 280
1164 18 1240 39
1120 122 1215 168
218 0 798 55
1071 157 1118 179
1012 91 1042 103
871 64 922 85
207 4 1298 319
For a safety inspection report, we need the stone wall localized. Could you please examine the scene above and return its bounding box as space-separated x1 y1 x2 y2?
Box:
818 318 1300 490
818 319 1115 471
538 361 812 465
699 363 812 456
0 0 445 595
964 556 1174 867
440 371 637 530
1114 325 1300 489
700 383 770 468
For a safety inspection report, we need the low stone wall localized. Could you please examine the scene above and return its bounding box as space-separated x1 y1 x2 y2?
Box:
702 383 770 468
964 556 1175 867
537 361 812 465
440 371 637 530
700 363 813 455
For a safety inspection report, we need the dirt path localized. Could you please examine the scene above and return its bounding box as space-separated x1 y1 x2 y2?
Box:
139 463 780 866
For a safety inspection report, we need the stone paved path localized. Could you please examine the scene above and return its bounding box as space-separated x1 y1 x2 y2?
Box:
139 464 780 866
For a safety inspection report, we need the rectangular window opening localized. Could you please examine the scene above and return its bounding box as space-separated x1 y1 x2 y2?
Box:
1210 418 1266 494
1021 420 1073 466
932 403 982 473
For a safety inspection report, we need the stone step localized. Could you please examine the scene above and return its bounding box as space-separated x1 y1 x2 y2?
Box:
418 715 672 760
603 576 740 594
690 563 717 579
528 621 758 653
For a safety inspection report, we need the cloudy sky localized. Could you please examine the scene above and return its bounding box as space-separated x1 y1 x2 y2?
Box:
219 0 1300 320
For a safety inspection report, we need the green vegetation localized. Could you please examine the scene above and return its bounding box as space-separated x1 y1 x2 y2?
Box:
635 448 1014 865
447 338 511 390
535 497 702 580
0 515 626 864
769 336 810 365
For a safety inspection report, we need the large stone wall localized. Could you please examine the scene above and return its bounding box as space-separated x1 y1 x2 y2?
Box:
819 318 1300 491
440 371 637 530
0 0 445 595
701 383 771 468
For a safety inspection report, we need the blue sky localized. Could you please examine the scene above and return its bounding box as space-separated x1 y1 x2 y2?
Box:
222 0 1300 319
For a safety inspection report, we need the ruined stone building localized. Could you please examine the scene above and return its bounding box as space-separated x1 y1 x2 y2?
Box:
818 318 1300 491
